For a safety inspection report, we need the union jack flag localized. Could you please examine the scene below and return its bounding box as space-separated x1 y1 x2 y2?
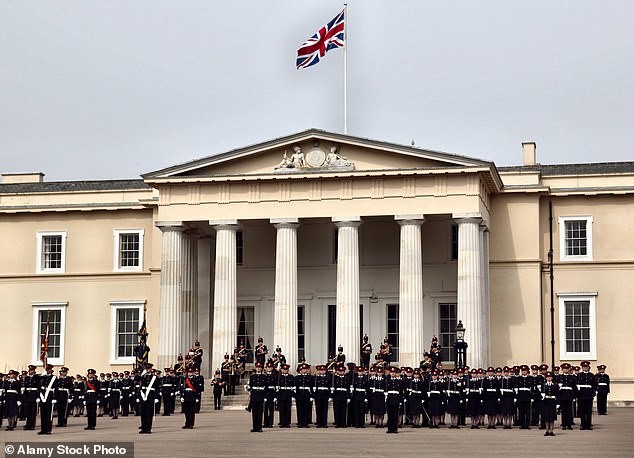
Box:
296 9 345 69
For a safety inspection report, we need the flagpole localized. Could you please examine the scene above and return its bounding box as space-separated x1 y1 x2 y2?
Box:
343 3 348 135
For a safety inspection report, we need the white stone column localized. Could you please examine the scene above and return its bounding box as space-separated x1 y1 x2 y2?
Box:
197 236 212 378
156 222 184 371
272 218 299 372
210 220 239 374
181 234 198 354
334 217 361 365
395 215 425 368
454 213 484 369
480 225 490 366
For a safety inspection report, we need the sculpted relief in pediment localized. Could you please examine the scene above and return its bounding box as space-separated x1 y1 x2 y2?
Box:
274 144 354 173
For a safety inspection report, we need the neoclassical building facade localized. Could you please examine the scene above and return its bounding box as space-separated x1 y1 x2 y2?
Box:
1 129 632 401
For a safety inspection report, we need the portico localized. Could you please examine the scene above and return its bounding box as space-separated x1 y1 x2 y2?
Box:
144 129 501 375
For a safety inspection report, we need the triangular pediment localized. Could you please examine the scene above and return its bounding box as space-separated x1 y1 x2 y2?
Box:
143 129 494 180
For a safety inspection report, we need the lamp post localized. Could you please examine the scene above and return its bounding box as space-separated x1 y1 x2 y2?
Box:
454 320 468 369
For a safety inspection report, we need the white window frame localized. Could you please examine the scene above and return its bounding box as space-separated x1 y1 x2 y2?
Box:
558 293 597 360
559 216 593 262
113 229 144 272
110 300 145 365
36 231 67 274
32 302 67 366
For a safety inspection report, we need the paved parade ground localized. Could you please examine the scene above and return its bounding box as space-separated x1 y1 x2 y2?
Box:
3 408 634 457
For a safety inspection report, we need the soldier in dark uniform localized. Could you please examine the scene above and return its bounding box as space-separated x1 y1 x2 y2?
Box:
540 371 559 436
246 362 267 432
427 369 445 428
482 367 499 429
173 354 185 376
385 366 402 433
499 366 515 429
84 369 100 430
153 370 163 415
55 366 72 427
210 370 225 410
351 365 368 428
37 363 57 435
3 370 21 430
371 367 387 427
326 354 336 374
558 362 577 430
161 367 176 416
254 337 268 367
263 362 276 427
180 367 199 429
97 373 109 417
272 346 286 372
313 364 331 428
577 360 595 430
121 371 132 416
595 364 610 415
21 364 39 430
138 364 158 434
72 374 86 417
406 368 425 427
531 364 543 427
132 369 142 416
295 363 313 428
220 354 232 396
446 370 464 429
537 364 549 429
335 346 346 365
345 362 356 427
466 368 482 428
276 363 294 428
193 368 204 413
361 334 372 370
332 364 349 428
192 340 203 371
381 337 392 366
109 371 122 419
515 365 534 429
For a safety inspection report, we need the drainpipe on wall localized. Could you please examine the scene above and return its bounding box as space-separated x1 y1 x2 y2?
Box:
548 200 555 368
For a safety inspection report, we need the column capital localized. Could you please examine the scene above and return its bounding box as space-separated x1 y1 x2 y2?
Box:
155 221 185 232
395 214 425 226
332 216 362 228
270 217 300 229
452 212 483 224
209 219 240 232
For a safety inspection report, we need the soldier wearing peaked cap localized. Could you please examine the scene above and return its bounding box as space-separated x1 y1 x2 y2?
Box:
138 364 158 434
210 369 225 411
262 362 276 427
246 362 267 432
180 367 200 429
313 364 331 428
21 364 39 430
595 364 610 415
361 334 372 369
294 363 313 428
276 363 294 428
37 363 57 435
255 337 268 367
332 364 349 428
84 369 99 430
385 366 402 433
3 370 21 430
577 361 595 430
558 363 576 430
55 366 72 427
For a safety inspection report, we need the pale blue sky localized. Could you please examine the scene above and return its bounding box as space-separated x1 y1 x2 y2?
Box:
2 1 633 180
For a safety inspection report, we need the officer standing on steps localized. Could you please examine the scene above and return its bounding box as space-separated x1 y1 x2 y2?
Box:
246 362 267 432
84 369 100 430
138 363 158 434
38 363 57 435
